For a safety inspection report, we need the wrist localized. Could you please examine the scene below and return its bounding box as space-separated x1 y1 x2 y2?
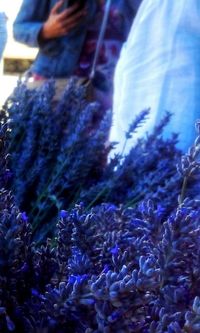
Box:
39 23 50 40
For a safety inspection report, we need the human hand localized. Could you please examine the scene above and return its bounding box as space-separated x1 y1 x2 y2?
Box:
40 0 86 40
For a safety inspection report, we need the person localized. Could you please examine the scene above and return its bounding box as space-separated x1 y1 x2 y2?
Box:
13 0 142 96
75 0 143 109
0 11 7 61
13 0 97 79
109 0 200 155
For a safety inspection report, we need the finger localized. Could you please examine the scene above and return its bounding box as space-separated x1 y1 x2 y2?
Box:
58 2 82 20
51 0 64 15
62 19 81 34
60 18 84 34
60 8 86 25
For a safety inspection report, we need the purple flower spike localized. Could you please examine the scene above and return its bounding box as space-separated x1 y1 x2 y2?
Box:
60 210 68 218
110 245 119 256
21 212 28 222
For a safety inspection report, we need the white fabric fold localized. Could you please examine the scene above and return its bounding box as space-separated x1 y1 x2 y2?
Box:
110 0 200 155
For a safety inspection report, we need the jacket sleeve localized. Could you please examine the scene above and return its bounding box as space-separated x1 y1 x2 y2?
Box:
13 0 48 48
13 0 97 56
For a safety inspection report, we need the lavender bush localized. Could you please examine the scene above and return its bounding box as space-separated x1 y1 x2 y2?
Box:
81 111 183 213
1 190 200 332
6 80 185 240
7 79 111 240
1 80 200 331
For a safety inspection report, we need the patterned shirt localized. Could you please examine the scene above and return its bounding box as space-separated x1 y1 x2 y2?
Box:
76 1 137 87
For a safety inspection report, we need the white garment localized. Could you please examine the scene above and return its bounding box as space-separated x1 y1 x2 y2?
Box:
110 0 200 155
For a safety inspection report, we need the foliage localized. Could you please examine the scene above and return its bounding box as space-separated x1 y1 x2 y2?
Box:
0 101 11 191
81 112 182 213
6 80 184 240
7 79 111 240
1 79 200 332
1 196 200 332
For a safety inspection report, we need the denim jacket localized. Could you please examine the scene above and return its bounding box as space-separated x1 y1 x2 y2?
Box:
13 0 142 78
13 0 97 78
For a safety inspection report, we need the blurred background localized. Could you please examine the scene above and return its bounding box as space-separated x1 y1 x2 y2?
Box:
0 0 38 105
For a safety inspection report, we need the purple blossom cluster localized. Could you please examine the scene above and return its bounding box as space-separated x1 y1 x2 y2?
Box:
5 80 187 240
0 79 200 332
7 79 111 240
1 196 200 332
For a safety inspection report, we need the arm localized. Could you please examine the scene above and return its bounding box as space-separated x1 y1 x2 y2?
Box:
13 0 87 49
0 12 7 60
13 0 48 48
13 0 97 61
